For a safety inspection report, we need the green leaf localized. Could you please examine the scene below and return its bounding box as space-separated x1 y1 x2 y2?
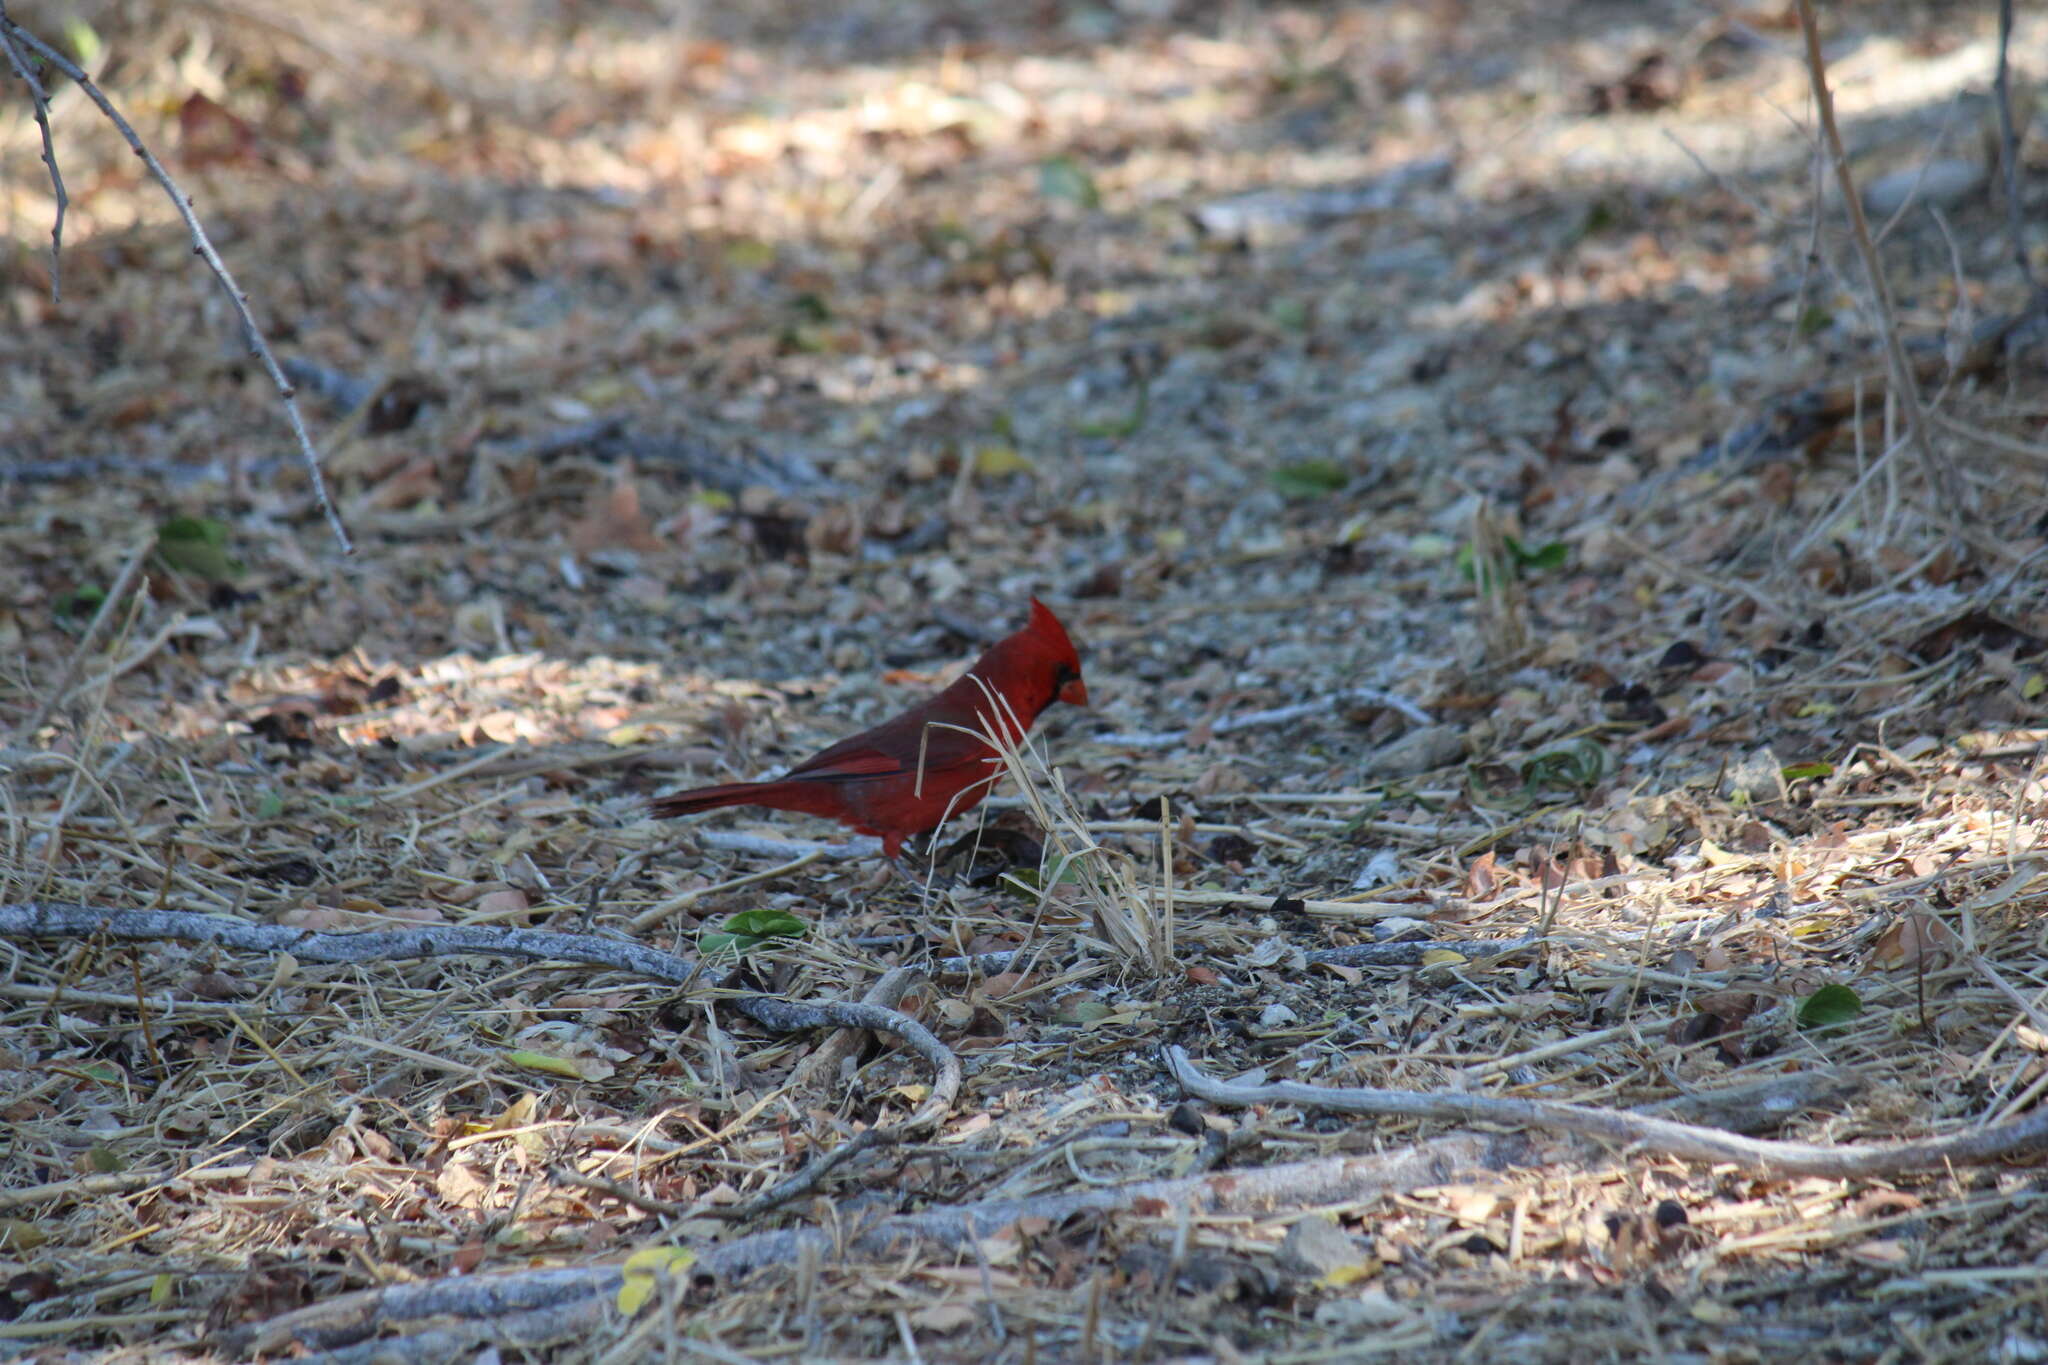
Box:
721 910 807 939
53 584 106 622
88 1144 124 1173
1038 156 1100 209
0 1219 48 1252
1796 983 1862 1030
1797 305 1833 337
972 443 1035 478
1268 459 1350 499
159 515 228 548
255 790 287 820
1520 738 1609 792
700 908 806 961
618 1245 698 1314
505 1049 588 1079
1053 995 1114 1026
1579 198 1620 237
1780 762 1834 782
1459 536 1568 587
64 17 102 66
156 516 243 580
723 238 776 270
699 932 763 960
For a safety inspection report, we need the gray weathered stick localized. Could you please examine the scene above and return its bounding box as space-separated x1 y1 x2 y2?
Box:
0 12 353 552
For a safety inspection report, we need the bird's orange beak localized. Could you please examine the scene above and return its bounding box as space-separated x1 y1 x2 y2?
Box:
1058 677 1090 707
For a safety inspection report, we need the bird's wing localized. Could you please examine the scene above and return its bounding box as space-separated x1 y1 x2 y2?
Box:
784 718 997 785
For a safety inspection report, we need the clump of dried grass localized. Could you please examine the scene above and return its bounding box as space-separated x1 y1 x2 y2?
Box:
943 682 1176 976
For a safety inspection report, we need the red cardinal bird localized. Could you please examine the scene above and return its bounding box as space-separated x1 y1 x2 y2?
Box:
651 599 1089 857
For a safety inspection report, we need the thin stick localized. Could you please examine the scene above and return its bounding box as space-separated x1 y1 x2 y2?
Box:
1096 685 1432 749
692 830 882 861
15 535 152 741
0 12 353 552
0 1 65 300
627 851 822 933
0 902 959 1135
1993 0 2040 293
1166 1045 2048 1178
1792 0 1965 525
789 965 919 1093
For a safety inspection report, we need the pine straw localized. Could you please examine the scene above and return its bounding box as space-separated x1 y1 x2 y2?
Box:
9 0 2048 1360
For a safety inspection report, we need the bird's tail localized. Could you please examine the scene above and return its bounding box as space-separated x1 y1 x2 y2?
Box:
649 779 837 821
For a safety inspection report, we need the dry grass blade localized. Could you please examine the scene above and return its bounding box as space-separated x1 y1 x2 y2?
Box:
951 679 1175 975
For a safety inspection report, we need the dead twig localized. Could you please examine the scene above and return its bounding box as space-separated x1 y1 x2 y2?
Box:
1095 686 1432 750
1792 0 1966 526
691 830 883 861
223 1126 1554 1356
0 0 64 300
789 965 920 1093
552 1169 689 1220
0 903 961 1174
14 535 152 741
714 973 954 1220
0 10 353 552
628 851 824 932
1166 1044 2048 1178
1993 0 2041 295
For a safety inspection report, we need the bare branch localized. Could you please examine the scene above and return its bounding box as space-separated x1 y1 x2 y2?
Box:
1166 1044 2048 1178
1096 686 1433 750
0 903 960 1172
0 1 65 300
0 11 354 553
694 829 883 861
224 1126 1547 1355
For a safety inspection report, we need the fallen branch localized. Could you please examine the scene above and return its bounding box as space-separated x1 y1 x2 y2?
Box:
0 903 961 1205
1096 686 1432 750
697 967 938 1220
222 1126 1550 1356
1166 1044 2048 1178
694 830 883 861
0 9 352 552
790 965 920 1092
1306 935 1538 969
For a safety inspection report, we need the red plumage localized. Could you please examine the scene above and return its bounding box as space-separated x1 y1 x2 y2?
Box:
651 599 1089 857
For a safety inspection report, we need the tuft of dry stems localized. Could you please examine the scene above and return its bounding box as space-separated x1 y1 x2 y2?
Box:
1466 501 1530 664
946 680 1176 975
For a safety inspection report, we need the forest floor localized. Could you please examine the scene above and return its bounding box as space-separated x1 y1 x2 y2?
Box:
7 0 2048 1360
